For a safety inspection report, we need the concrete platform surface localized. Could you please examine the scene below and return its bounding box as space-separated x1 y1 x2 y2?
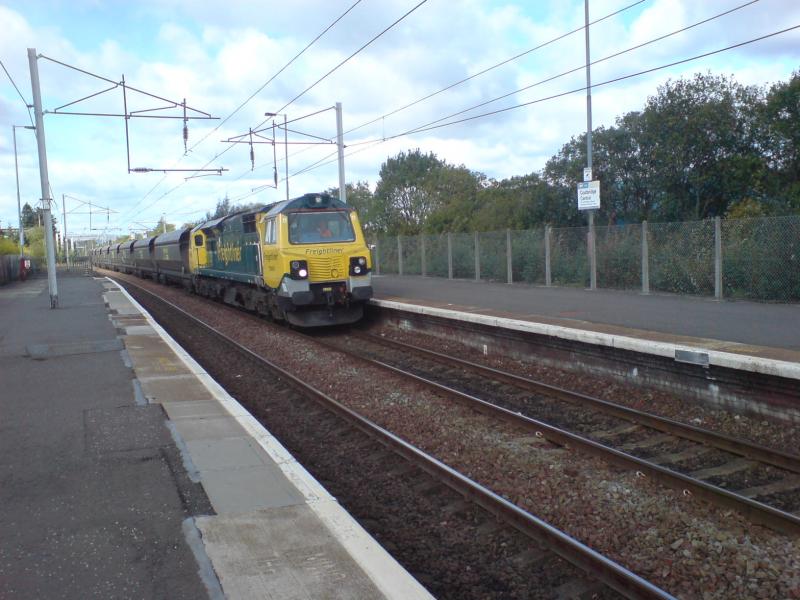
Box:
0 273 433 600
372 275 800 379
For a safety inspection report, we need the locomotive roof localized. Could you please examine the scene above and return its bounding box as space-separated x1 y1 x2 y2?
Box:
191 193 350 234
262 193 351 218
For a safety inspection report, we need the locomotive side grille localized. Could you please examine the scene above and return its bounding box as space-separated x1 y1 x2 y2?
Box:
306 255 347 281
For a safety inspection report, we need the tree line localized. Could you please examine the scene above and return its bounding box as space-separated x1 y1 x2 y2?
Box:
337 71 799 236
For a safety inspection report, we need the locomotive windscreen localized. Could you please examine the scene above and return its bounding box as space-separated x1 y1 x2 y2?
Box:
288 211 355 244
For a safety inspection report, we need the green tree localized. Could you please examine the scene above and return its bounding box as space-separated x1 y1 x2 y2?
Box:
325 182 378 234
374 149 481 234
204 196 235 220
21 203 37 228
0 238 20 255
757 71 800 212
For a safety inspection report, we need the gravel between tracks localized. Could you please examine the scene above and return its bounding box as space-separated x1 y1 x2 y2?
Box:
110 274 800 599
373 326 800 456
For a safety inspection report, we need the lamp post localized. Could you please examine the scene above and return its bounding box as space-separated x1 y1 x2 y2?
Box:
12 125 36 257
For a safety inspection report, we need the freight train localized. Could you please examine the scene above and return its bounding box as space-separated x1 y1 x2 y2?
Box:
92 192 373 326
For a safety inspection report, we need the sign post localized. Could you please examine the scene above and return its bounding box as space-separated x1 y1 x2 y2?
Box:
577 180 600 290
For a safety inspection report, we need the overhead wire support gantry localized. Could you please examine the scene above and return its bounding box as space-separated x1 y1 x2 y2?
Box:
37 53 226 176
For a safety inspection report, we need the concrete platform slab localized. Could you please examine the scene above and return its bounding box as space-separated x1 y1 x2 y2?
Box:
171 415 250 442
125 344 195 378
195 505 385 600
200 463 307 513
162 400 232 420
123 324 157 336
138 373 218 403
186 437 271 471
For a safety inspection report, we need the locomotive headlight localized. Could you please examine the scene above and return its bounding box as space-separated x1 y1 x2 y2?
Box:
290 259 309 280
349 256 370 276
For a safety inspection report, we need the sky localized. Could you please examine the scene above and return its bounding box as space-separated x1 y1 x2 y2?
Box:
1 0 798 241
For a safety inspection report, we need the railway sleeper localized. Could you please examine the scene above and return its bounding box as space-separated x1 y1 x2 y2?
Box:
553 578 606 600
590 423 641 440
618 433 674 451
690 458 758 480
736 475 800 499
647 444 713 465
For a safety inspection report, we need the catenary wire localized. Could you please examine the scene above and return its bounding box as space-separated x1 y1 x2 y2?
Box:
124 0 365 220
227 0 770 196
342 0 650 138
128 0 430 221
1 58 35 126
268 23 800 190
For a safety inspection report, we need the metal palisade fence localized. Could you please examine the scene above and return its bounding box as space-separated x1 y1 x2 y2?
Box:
371 215 800 302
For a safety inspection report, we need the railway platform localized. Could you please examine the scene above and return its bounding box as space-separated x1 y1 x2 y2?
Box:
0 271 431 600
371 275 800 377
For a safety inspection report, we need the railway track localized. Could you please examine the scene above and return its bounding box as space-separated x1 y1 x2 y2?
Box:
113 274 674 600
313 330 800 535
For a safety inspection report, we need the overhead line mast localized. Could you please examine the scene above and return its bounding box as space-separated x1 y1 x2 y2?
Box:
27 48 58 308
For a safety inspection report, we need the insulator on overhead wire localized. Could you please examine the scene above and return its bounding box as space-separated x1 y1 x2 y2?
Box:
183 123 188 153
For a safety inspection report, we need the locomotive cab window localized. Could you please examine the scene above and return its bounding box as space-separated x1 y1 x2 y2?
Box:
194 234 203 247
206 239 217 252
264 218 277 245
288 211 355 244
243 214 256 234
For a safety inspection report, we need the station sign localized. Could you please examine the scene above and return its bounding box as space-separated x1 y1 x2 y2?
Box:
577 180 600 211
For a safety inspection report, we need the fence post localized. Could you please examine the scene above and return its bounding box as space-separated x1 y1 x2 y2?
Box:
474 232 480 281
397 235 403 276
447 233 453 279
506 228 513 284
641 220 649 295
714 216 722 300
421 234 426 277
375 238 381 275
545 225 552 286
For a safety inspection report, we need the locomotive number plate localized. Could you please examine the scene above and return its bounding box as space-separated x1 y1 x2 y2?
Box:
323 287 333 292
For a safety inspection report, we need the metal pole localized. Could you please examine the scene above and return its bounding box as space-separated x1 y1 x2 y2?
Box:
162 213 166 234
397 235 403 276
375 238 381 275
545 225 552 286
421 234 426 277
714 216 722 300
641 220 650 295
335 102 347 204
283 114 289 201
506 228 513 284
585 0 596 291
474 232 480 281
12 126 27 256
28 47 58 308
447 233 453 279
63 193 70 269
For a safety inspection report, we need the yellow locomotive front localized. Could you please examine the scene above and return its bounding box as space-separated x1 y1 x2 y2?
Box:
260 193 372 326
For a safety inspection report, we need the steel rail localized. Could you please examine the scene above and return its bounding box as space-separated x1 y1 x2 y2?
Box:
115 277 674 600
360 333 800 474
311 335 800 536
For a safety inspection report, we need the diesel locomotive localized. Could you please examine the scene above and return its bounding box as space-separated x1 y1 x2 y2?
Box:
93 193 373 326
